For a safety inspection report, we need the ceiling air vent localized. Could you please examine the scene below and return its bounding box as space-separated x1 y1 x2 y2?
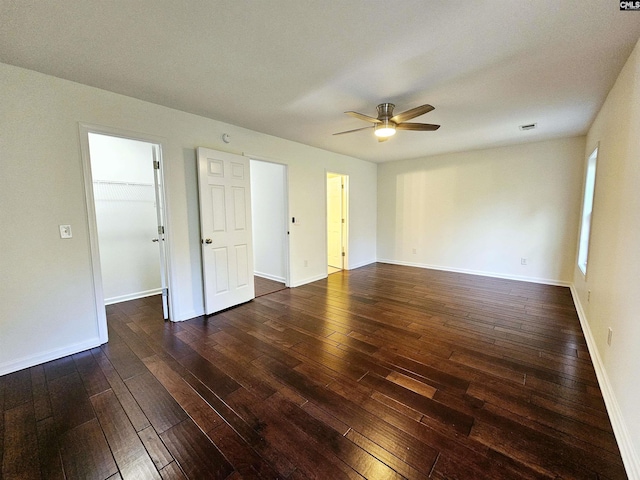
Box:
519 123 537 131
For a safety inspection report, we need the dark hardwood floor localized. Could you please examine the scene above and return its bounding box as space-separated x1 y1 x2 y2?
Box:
254 276 287 298
0 263 627 479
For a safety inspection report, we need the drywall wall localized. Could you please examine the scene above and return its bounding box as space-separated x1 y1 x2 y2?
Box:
377 136 585 284
0 62 377 375
89 134 162 303
250 160 287 283
572 38 640 477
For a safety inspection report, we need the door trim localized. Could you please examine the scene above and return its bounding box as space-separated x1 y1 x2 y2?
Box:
244 153 291 288
78 123 176 342
326 171 349 271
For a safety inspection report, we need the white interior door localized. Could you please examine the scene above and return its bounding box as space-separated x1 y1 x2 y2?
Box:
152 146 169 319
197 147 255 314
327 174 343 269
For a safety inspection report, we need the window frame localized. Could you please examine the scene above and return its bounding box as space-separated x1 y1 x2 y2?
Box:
577 145 599 276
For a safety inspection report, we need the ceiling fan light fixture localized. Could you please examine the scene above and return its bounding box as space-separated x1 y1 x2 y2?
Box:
334 102 439 139
374 121 396 138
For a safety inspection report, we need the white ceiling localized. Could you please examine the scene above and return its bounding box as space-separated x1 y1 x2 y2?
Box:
1 1 639 163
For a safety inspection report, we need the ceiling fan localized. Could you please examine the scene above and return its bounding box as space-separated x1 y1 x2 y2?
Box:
334 103 440 142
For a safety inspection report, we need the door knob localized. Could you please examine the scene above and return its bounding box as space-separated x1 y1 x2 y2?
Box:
204 238 213 244
152 238 159 242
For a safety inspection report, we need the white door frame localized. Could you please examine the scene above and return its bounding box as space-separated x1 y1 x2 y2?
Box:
326 171 349 271
244 153 291 287
78 123 176 342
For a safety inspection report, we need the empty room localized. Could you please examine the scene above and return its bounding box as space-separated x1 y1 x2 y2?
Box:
1 2 639 479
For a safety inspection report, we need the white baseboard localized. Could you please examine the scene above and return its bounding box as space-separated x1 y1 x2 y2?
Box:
0 337 104 376
570 286 639 479
105 288 163 305
172 309 203 322
289 272 329 288
347 259 377 271
254 272 286 283
376 259 571 287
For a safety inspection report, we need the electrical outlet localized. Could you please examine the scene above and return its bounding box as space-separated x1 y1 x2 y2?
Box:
521 257 527 265
607 327 612 346
59 224 72 239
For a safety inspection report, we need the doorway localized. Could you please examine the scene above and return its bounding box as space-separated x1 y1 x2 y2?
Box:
80 125 172 341
250 159 289 296
327 172 348 274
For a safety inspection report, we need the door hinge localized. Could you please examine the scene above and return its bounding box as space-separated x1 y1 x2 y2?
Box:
153 160 160 170
162 287 168 297
341 218 345 223
158 225 164 235
341 251 345 257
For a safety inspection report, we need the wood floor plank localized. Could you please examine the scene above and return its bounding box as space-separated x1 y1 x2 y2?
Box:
3 403 40 480
30 365 52 422
43 356 77 382
3 368 32 411
73 350 111 397
143 355 226 434
125 372 188 434
267 391 406 480
225 389 361 480
177 352 242 399
35 417 65 480
254 354 440 474
160 418 234 480
207 420 281 480
159 461 187 480
138 425 174 470
472 404 625 478
254 275 287 297
386 371 438 398
48 371 96 434
91 389 161 479
187 342 277 400
346 428 431 480
101 333 149 381
359 372 474 436
58 419 118 480
91 348 152 432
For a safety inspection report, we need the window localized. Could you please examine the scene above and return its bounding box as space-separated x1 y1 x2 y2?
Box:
578 147 598 275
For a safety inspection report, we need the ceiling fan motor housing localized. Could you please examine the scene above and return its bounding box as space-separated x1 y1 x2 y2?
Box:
377 103 395 120
374 103 397 137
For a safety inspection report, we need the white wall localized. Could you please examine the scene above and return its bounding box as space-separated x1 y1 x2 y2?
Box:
89 134 162 303
571 38 640 477
0 62 377 375
250 160 286 283
377 137 585 284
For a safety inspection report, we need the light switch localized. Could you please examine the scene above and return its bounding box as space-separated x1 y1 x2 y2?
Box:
59 224 73 238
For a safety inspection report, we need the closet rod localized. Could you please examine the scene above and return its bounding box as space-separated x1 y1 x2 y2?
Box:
92 180 153 187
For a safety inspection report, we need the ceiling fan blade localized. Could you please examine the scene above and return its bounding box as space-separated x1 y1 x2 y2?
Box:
345 111 382 124
390 104 434 124
396 122 440 131
333 126 373 136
